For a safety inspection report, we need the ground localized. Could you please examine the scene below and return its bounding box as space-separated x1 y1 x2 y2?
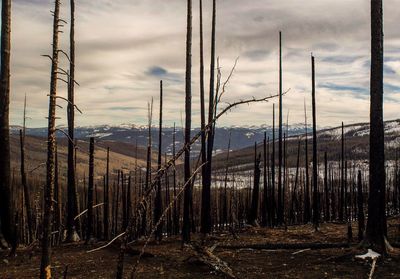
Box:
1 219 399 278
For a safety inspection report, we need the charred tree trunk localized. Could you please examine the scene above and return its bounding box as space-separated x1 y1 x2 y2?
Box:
311 55 319 229
20 97 33 243
262 132 268 226
182 0 193 243
172 123 179 235
201 0 216 235
339 122 345 221
86 137 95 243
365 0 388 253
324 152 330 222
0 0 12 246
104 147 110 240
40 1 60 277
154 80 163 242
277 31 284 226
66 0 80 243
271 104 276 226
357 170 365 241
304 101 311 223
222 133 231 228
248 143 261 226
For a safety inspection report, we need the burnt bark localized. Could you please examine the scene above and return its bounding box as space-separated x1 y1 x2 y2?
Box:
154 80 163 241
40 1 60 277
66 0 79 243
182 0 193 243
0 0 12 246
364 0 388 253
86 137 95 242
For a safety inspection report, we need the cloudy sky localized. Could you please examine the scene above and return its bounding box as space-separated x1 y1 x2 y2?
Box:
5 0 400 128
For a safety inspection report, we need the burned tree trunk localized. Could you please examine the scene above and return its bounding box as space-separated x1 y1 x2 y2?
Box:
222 133 231 228
154 80 163 242
277 31 284 226
339 122 345 221
20 97 33 243
262 132 268 226
357 170 365 241
201 0 217 235
304 101 311 223
66 0 80 243
324 152 330 222
311 55 319 230
86 137 95 243
271 104 276 226
248 143 261 226
0 0 12 247
40 1 61 277
182 0 193 243
104 147 110 240
364 0 388 253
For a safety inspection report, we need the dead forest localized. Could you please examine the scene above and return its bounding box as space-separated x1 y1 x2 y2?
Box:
1 0 400 278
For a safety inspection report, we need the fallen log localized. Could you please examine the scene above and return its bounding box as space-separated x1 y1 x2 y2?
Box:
218 242 350 250
186 243 236 278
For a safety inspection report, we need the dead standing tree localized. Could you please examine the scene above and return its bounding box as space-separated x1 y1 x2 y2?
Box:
66 0 80 242
311 55 319 230
0 0 12 247
277 31 284 226
248 143 261 226
201 0 217 235
154 80 163 242
40 0 61 278
20 95 33 243
182 0 193 243
364 0 389 254
86 137 95 243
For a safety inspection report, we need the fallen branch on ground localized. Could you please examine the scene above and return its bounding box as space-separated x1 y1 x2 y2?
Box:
186 242 236 278
218 242 350 250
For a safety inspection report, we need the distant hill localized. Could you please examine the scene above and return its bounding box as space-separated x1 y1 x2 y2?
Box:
10 123 308 156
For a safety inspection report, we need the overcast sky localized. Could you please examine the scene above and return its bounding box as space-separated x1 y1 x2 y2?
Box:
5 0 400 128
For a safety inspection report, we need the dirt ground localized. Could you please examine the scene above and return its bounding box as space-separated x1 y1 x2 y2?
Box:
1 219 399 279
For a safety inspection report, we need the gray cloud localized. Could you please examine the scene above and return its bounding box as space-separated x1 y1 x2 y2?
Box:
7 0 400 128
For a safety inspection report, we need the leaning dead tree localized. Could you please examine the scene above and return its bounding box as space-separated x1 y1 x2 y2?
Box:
40 0 61 278
66 0 80 242
0 0 12 247
364 0 389 254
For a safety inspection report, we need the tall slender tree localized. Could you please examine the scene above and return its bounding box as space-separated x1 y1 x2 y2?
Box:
40 1 61 277
277 31 284 225
104 147 110 240
339 122 345 221
182 0 193 243
311 55 319 229
154 80 163 241
357 170 365 241
271 104 276 226
66 0 80 242
201 0 217 235
248 143 261 225
304 100 311 223
86 137 95 242
364 0 388 253
20 95 33 243
0 0 12 247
